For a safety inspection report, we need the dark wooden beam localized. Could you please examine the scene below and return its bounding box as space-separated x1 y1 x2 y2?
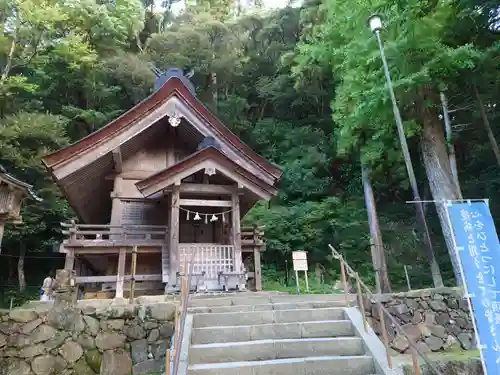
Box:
179 198 232 207
112 147 123 173
165 183 236 195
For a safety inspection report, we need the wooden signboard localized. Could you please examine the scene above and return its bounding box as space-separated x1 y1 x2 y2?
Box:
292 251 308 271
291 251 309 294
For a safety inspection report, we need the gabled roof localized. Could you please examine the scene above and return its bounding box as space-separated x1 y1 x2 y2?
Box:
41 72 282 222
0 166 42 202
42 75 282 182
136 146 278 200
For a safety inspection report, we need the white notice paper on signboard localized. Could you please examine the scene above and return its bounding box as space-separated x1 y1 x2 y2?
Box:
292 251 308 271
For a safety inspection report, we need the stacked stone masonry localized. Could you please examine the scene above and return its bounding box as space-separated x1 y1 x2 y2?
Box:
0 302 176 375
364 287 476 355
402 358 483 375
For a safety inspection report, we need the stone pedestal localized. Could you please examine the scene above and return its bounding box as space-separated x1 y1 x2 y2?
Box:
53 269 77 308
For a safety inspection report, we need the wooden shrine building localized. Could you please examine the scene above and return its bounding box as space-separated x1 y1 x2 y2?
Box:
42 68 282 299
0 166 41 251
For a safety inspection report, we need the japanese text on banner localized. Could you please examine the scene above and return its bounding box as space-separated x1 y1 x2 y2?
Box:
448 201 500 372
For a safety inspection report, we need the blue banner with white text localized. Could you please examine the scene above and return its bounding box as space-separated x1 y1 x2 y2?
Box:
447 201 500 375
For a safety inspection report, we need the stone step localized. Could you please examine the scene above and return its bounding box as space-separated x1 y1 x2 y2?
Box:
189 337 365 364
192 308 345 329
187 355 375 375
191 320 355 345
188 300 346 314
188 293 354 308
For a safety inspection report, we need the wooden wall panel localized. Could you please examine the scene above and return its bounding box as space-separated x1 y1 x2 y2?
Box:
121 200 166 226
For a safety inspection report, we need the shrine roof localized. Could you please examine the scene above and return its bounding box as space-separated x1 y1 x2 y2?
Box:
42 75 282 181
41 70 281 222
136 146 278 200
0 166 42 201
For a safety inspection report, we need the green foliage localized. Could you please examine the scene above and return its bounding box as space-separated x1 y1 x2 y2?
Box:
0 286 40 309
295 0 481 172
293 0 500 285
0 112 68 164
0 112 71 250
0 0 498 295
262 264 343 295
245 197 377 280
249 119 333 201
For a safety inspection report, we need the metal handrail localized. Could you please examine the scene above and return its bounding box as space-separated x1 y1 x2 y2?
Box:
328 244 444 375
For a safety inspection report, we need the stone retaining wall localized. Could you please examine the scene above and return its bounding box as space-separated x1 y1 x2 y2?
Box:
364 287 475 354
0 302 176 375
402 358 483 375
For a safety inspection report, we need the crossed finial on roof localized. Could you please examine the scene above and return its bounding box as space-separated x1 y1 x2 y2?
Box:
150 65 196 94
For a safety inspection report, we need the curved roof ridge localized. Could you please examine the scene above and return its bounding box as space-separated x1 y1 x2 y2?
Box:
42 76 282 182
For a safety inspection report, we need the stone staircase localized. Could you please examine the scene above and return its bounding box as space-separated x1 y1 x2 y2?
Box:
177 293 392 375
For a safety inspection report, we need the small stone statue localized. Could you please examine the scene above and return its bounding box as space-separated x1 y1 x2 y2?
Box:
47 269 84 332
53 269 77 308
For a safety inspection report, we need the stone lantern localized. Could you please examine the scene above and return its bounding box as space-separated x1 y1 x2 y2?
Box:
0 165 41 251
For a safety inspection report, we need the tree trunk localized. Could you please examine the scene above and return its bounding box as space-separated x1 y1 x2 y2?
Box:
361 163 391 293
211 50 217 110
18 242 26 292
474 85 500 168
413 204 444 287
0 33 17 84
440 92 463 199
420 115 462 285
8 252 15 283
422 184 430 215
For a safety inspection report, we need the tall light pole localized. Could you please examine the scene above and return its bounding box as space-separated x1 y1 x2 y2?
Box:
368 15 444 288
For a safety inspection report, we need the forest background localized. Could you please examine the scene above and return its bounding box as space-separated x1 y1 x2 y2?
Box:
0 0 498 306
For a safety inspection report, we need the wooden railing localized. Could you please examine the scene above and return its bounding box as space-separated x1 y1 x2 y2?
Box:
329 244 443 375
61 222 263 247
167 249 196 375
179 244 234 279
61 222 168 242
75 274 162 284
241 225 265 251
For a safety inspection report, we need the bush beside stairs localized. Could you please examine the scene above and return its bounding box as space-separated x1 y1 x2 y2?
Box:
175 292 395 375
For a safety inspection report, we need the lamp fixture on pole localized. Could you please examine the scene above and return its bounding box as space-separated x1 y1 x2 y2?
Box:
367 14 382 33
367 14 444 287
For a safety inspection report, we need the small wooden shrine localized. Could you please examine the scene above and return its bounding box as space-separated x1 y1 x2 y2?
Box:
42 68 282 299
0 166 41 251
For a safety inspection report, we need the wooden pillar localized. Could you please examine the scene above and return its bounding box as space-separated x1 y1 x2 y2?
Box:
254 249 262 291
110 177 124 242
110 177 124 225
0 222 4 252
169 186 180 286
64 249 75 270
231 192 242 273
252 225 262 290
116 248 126 299
166 138 176 167
129 246 138 304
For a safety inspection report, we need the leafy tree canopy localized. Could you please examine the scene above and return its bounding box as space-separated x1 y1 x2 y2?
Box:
0 0 498 300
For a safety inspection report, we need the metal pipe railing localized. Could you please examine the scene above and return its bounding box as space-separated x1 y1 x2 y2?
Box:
328 244 444 375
